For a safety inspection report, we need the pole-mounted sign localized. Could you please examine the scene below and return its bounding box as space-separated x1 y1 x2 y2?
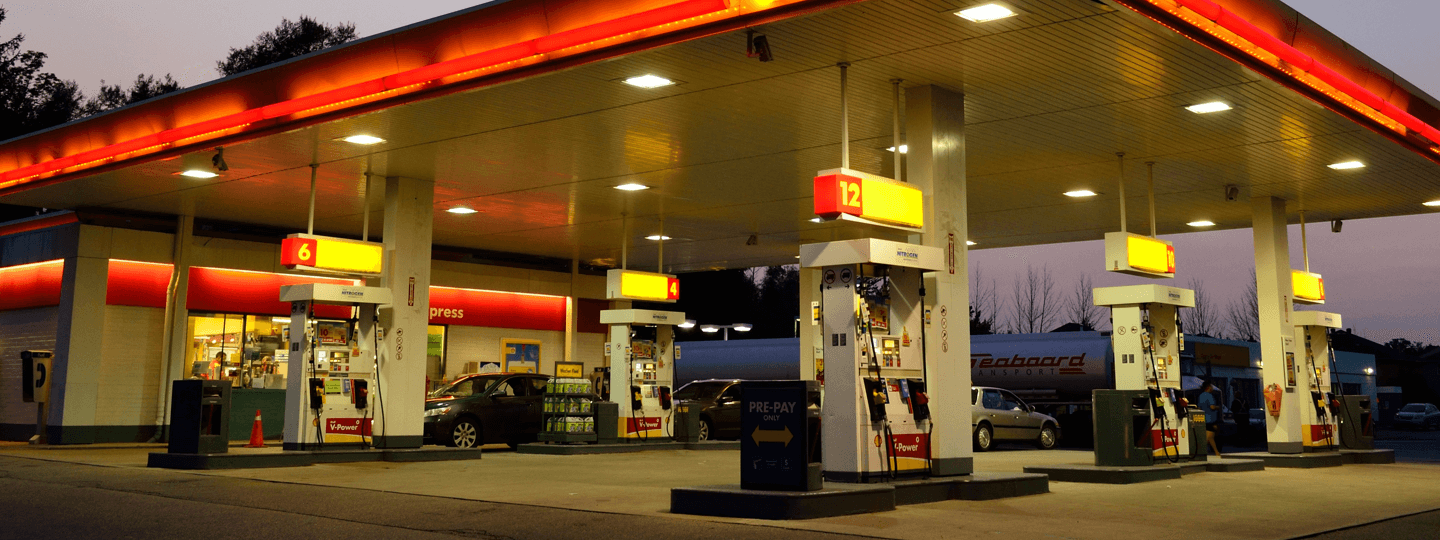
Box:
281 233 384 277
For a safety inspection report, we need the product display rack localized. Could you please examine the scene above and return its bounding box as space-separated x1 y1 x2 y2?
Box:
539 378 598 443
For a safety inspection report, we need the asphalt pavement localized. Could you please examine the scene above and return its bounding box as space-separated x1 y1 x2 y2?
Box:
0 455 865 540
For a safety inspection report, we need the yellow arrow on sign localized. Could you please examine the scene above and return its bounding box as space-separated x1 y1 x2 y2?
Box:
751 425 794 447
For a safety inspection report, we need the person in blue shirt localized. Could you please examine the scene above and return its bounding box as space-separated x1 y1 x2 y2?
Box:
1197 381 1221 456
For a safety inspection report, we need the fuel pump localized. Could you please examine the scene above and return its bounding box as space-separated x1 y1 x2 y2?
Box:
1293 311 1342 451
1095 285 1195 463
279 284 392 450
601 309 684 441
801 238 942 482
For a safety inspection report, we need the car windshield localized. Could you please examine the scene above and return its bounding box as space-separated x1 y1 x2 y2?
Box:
675 381 729 401
429 375 503 398
1400 404 1427 413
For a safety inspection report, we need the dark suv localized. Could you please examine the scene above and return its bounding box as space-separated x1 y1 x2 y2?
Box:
424 373 549 448
672 379 744 441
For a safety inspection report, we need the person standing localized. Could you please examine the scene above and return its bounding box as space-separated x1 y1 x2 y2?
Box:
1230 387 1249 445
1198 381 1221 456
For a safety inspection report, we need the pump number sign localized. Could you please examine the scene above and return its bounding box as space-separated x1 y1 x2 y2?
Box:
606 269 680 303
813 168 923 230
281 234 384 277
1104 232 1175 279
1292 270 1325 304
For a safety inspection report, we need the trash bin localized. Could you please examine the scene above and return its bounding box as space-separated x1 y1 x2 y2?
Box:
1337 395 1374 450
672 402 700 443
1093 389 1152 467
169 380 231 454
594 401 619 445
1188 408 1208 462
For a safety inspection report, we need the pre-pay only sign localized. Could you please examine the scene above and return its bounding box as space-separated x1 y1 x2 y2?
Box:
740 380 818 491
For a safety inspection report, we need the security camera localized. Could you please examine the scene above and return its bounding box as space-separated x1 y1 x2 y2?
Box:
212 147 229 172
745 234 759 246
746 30 773 62
1331 219 1343 233
1224 185 1239 202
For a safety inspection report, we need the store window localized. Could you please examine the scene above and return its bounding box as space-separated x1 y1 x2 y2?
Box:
187 312 351 390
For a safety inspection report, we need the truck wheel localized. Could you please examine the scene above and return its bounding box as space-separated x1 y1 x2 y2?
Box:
974 423 993 452
1036 424 1058 450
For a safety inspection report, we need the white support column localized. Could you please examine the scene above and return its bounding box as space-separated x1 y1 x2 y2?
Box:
906 84 971 476
51 227 111 444
377 176 434 448
798 268 819 381
155 214 194 441
1252 196 1301 454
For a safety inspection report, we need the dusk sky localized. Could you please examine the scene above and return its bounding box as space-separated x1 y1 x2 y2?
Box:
5 1 1438 344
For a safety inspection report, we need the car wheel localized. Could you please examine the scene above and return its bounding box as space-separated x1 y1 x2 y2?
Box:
450 419 480 449
698 418 712 441
1036 424 1058 450
974 423 993 452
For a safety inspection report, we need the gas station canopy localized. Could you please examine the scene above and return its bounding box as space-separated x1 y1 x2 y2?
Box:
2 0 1438 272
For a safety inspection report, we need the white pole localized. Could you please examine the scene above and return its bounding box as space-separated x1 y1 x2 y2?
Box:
1146 161 1157 238
308 164 318 235
839 62 851 170
1116 152 1127 234
1300 210 1309 272
892 78 903 181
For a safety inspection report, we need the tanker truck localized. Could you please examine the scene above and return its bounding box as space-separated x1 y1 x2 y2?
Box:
971 331 1115 447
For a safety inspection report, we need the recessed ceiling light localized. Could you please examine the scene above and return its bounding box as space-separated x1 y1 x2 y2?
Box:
622 75 675 89
1423 200 1440 207
1064 190 1097 198
886 145 909 154
178 170 218 179
966 240 977 246
809 217 824 223
645 235 671 241
1328 161 1365 170
447 206 478 214
339 135 385 145
1186 102 1232 114
955 4 1016 22
614 183 649 191
1187 220 1216 227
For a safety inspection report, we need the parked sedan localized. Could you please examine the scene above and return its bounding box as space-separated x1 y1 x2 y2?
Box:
672 379 744 441
424 373 550 448
972 386 1061 451
1393 403 1440 430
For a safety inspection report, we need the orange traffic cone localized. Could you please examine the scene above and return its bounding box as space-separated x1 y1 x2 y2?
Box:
245 409 266 448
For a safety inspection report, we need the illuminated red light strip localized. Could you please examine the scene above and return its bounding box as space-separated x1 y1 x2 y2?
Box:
1167 0 1440 145
0 0 731 186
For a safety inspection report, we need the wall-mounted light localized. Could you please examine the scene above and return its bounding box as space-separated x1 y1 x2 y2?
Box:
1363 367 1375 375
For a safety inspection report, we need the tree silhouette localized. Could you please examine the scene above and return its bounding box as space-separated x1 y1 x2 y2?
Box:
81 74 180 116
0 8 83 140
217 17 358 77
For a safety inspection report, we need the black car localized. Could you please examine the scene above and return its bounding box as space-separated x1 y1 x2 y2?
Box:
424 373 549 448
672 379 744 441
